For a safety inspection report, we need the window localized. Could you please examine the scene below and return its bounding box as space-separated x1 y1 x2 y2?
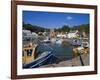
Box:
27 49 33 56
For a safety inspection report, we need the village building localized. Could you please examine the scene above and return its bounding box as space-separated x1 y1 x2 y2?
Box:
67 30 79 38
57 32 67 38
50 29 56 38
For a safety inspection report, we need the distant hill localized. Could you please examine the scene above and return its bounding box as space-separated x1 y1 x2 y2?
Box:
71 24 89 34
23 23 49 33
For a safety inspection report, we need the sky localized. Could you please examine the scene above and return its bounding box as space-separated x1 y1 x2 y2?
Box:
23 11 89 29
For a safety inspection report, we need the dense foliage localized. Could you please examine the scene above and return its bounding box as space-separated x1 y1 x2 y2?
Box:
23 23 49 33
71 24 89 34
55 25 70 32
23 22 89 34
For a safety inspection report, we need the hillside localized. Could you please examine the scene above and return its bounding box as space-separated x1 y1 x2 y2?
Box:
23 23 49 33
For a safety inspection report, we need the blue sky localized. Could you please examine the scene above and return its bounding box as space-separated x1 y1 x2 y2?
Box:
23 11 89 29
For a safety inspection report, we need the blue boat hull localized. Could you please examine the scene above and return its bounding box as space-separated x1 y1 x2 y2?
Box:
23 52 59 68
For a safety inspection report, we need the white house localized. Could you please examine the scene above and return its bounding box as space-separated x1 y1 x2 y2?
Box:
57 34 67 38
67 30 79 38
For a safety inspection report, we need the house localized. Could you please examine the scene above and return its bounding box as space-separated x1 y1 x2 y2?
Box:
50 29 56 38
57 33 67 38
67 30 79 38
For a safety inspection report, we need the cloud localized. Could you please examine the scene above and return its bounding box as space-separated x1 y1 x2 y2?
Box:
66 16 73 20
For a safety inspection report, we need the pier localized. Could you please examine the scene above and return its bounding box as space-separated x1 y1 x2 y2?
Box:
39 53 89 68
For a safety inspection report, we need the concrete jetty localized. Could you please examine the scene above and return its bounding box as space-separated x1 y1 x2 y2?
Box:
39 53 89 68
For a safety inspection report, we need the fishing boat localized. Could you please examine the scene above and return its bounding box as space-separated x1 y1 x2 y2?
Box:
23 51 59 68
73 41 89 55
41 37 51 43
71 39 82 46
42 39 51 43
56 38 63 44
22 43 38 65
81 41 89 48
50 38 56 43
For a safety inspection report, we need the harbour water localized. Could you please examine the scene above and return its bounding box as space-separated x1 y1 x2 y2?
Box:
23 38 89 61
35 40 74 61
23 37 89 68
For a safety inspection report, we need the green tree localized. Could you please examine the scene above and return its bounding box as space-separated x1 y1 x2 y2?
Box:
61 25 70 32
23 22 50 33
71 24 89 35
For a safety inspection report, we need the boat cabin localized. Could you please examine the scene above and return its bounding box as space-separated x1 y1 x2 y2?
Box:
22 43 37 65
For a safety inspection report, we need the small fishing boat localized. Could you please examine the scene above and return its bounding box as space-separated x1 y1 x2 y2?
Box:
56 38 63 44
73 41 89 55
71 39 82 46
50 38 56 43
41 37 51 43
81 42 89 48
41 39 51 43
